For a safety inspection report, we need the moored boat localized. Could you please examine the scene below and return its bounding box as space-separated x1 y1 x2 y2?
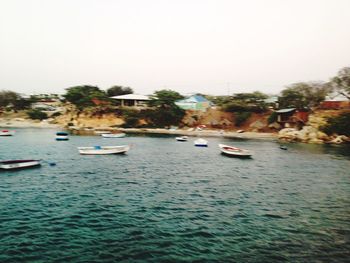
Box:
101 133 126 138
56 132 69 141
194 138 208 147
176 136 188 142
0 159 41 170
218 144 252 158
78 145 130 155
0 130 15 136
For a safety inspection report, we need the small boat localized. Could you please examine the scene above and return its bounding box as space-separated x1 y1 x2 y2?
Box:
56 132 69 141
78 145 130 155
101 133 126 138
279 145 288 150
194 138 208 147
176 136 188 142
0 159 41 170
0 130 15 136
219 144 252 158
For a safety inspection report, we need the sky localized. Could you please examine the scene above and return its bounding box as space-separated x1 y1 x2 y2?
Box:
0 0 350 96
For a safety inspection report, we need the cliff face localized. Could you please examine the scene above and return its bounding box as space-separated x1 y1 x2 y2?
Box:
54 106 124 129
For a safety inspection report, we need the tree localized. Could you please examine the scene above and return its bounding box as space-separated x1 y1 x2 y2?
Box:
107 86 133 97
63 85 108 109
0 90 20 107
279 82 331 109
0 90 31 110
331 67 350 99
321 111 350 136
148 89 184 108
146 89 185 127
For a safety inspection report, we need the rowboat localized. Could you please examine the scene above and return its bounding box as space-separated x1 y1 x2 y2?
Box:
218 144 252 158
0 159 41 170
0 130 15 136
56 132 69 141
176 136 188 142
101 133 126 138
194 138 208 147
78 145 130 155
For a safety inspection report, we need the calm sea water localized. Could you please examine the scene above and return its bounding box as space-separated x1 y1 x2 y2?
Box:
0 128 349 262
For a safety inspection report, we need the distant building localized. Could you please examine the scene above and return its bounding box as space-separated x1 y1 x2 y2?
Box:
320 92 350 109
264 96 279 109
175 95 211 111
111 94 150 107
275 108 309 128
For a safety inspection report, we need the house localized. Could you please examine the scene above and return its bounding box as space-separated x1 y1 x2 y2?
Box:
111 94 150 107
275 108 309 128
175 95 211 111
320 92 350 109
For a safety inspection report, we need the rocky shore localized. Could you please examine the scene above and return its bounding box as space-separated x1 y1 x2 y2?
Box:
278 126 350 144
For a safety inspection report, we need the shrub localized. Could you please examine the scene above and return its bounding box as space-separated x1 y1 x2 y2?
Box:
27 109 48 120
320 111 350 136
268 112 278 124
51 112 62 118
235 112 251 126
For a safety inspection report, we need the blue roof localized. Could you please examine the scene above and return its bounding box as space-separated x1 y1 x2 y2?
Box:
191 95 209 102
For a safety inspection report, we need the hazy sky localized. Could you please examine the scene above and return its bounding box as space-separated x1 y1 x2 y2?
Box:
1 0 350 95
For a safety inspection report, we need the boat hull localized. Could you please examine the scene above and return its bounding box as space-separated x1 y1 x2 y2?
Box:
78 145 130 155
101 133 126 138
56 136 69 141
0 160 41 170
219 144 252 158
176 136 188 142
0 130 15 136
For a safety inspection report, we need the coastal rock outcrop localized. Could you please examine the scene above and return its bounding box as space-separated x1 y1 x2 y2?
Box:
278 126 349 144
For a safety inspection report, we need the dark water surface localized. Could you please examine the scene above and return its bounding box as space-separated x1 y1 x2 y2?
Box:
1 129 349 262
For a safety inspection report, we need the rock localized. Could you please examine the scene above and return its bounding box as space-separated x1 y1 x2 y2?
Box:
316 131 329 140
330 136 343 144
249 120 265 130
268 122 281 129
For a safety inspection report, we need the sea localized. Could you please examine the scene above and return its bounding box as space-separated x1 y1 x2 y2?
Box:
0 128 349 262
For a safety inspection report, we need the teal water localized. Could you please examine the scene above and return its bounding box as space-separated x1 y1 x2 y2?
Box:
0 129 349 262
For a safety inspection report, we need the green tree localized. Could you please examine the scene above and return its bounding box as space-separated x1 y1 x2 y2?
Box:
0 90 20 107
321 111 350 136
63 85 108 109
279 82 330 109
107 86 133 97
146 89 185 127
331 67 350 99
27 109 48 120
148 89 184 108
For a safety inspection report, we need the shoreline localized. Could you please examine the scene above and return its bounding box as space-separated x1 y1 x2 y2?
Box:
0 119 277 140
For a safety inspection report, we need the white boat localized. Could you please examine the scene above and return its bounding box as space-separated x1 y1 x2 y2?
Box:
0 159 41 170
194 138 208 147
101 133 126 138
78 145 130 155
0 130 15 136
56 132 69 141
218 144 252 158
176 136 188 142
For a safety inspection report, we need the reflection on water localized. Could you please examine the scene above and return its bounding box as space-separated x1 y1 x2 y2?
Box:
0 129 349 262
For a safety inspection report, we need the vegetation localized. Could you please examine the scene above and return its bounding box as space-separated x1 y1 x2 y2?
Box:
331 67 350 99
279 82 331 109
222 91 268 113
106 86 133 97
63 85 109 109
235 112 252 126
267 111 278 124
148 89 184 107
27 109 48 120
121 109 140 128
321 111 350 136
0 90 32 110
